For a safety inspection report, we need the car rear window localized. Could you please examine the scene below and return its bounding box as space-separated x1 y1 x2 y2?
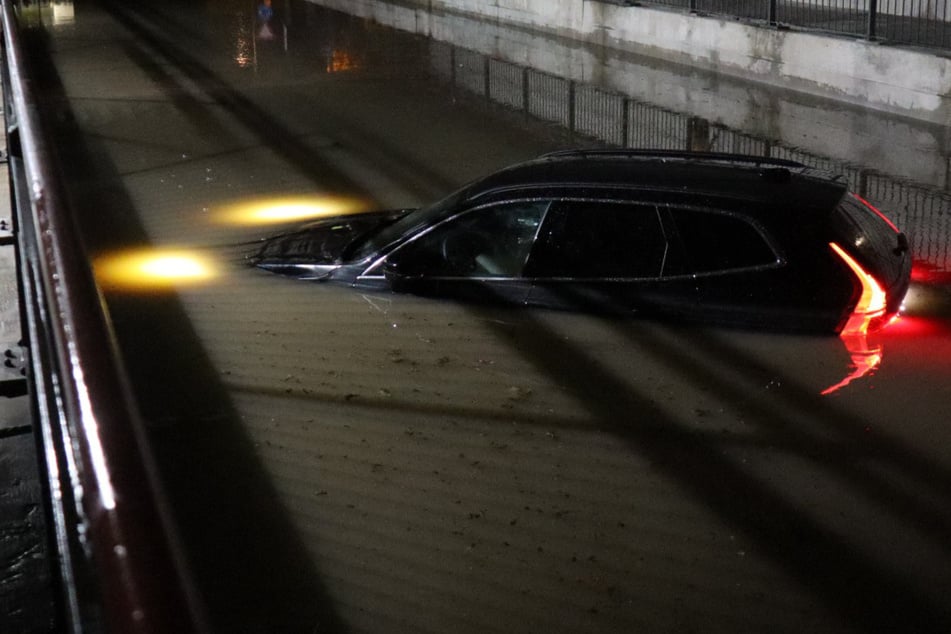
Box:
669 207 777 274
831 194 902 270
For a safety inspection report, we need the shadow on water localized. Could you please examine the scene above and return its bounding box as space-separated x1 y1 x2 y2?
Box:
465 297 951 632
22 5 354 632
109 0 529 204
99 0 372 204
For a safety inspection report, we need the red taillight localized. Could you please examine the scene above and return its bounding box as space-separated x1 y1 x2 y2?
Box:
830 242 888 336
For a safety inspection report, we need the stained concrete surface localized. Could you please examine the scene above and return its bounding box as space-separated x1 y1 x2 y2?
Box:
0 432 55 634
10 0 951 632
0 84 56 632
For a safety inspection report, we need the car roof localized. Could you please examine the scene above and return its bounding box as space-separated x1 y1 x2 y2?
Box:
462 150 849 213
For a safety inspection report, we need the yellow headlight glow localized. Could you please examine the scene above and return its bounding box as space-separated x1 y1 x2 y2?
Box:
214 195 370 226
94 248 218 291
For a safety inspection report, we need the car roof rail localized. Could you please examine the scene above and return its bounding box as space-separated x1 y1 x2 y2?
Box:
540 148 808 169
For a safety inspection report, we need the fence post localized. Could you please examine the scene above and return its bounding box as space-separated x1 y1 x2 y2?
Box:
449 46 456 87
522 67 531 117
687 117 711 151
622 98 631 148
866 0 878 40
568 80 576 134
858 169 870 198
768 0 777 25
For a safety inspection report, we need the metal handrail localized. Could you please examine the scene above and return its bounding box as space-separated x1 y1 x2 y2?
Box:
1 1 205 631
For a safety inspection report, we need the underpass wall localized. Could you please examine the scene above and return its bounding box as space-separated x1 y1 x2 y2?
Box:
305 0 951 271
310 0 951 125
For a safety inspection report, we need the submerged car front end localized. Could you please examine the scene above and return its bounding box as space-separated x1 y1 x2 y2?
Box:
250 209 412 280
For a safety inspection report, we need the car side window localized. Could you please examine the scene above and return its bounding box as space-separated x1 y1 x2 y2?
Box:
399 201 550 277
668 207 777 274
528 200 667 279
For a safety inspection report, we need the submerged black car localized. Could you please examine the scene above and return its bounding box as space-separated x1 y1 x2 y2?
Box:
252 150 911 335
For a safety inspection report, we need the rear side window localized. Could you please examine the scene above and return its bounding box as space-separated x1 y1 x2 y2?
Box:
669 207 777 274
529 201 667 278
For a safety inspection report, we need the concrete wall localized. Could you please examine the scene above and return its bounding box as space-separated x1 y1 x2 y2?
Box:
307 0 947 187
311 0 951 125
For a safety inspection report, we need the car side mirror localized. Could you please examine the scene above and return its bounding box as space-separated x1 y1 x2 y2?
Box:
381 257 405 280
383 242 449 294
382 242 433 279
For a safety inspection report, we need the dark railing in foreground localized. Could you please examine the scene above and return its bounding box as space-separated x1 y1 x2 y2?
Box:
607 0 951 50
1 1 204 632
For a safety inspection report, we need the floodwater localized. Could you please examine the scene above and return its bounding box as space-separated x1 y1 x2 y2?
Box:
23 0 951 632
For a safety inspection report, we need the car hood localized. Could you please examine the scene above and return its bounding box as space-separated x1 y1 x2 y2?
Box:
252 209 411 265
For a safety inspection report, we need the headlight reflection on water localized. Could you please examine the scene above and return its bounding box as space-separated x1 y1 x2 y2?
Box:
215 195 370 226
94 248 219 291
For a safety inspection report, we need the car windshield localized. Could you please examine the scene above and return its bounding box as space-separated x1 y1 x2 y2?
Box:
349 186 471 260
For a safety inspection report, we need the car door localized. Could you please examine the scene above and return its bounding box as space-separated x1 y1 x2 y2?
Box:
381 200 551 305
524 198 699 317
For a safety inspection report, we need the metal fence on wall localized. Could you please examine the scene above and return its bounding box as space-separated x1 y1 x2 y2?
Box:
430 40 951 272
610 0 951 49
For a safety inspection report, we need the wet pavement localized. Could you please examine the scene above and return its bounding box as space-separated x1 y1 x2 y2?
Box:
14 0 951 632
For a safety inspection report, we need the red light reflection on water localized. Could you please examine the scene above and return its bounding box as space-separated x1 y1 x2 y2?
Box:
911 260 951 285
821 313 951 395
879 314 951 338
821 333 883 395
